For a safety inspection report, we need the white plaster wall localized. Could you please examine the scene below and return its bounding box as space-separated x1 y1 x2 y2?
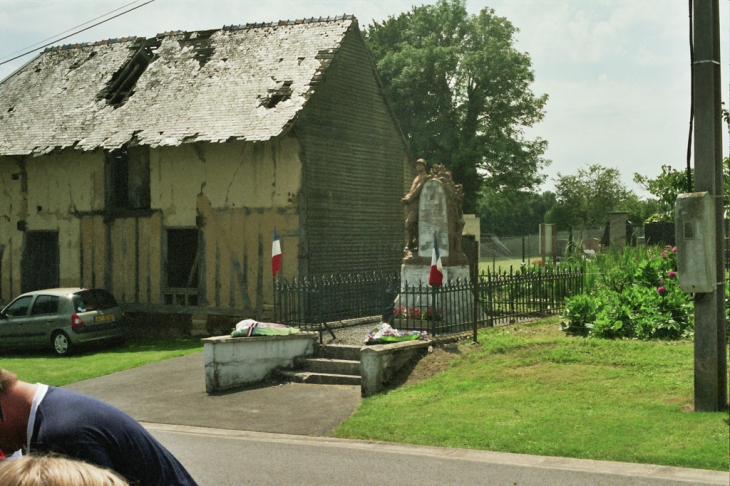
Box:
151 137 301 227
0 157 23 301
25 151 105 215
0 151 104 298
24 152 104 288
203 334 316 392
462 214 480 241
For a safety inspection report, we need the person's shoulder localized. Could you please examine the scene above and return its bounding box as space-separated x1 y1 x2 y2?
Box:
41 387 130 421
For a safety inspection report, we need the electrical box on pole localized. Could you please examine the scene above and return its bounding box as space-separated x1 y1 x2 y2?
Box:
675 192 716 293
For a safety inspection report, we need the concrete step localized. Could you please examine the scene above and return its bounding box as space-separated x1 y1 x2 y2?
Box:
299 358 360 376
279 370 361 386
314 344 361 361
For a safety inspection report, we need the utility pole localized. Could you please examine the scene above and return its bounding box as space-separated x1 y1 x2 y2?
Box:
691 0 727 412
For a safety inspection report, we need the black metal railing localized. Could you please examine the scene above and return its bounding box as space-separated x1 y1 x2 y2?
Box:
274 272 399 331
274 265 584 338
392 277 484 336
478 265 584 327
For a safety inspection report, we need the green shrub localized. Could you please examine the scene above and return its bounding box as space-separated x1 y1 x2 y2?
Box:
560 294 600 336
562 245 693 340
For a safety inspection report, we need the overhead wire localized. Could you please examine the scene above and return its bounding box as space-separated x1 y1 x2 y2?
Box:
0 0 156 67
687 0 694 193
0 0 147 62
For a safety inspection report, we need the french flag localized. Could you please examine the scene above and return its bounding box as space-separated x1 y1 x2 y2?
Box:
428 233 443 287
272 228 282 277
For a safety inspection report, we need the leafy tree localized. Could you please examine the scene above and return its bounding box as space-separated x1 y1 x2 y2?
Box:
365 0 549 213
546 165 633 229
634 160 730 221
617 193 662 227
633 165 688 222
478 189 555 236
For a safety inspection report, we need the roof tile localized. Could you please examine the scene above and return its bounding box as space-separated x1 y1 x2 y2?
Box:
0 17 354 155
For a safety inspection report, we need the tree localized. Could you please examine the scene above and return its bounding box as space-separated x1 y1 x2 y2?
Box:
478 189 555 236
365 0 549 213
546 165 633 229
634 160 730 221
633 165 688 222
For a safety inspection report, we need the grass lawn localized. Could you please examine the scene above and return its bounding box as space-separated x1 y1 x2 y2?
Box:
1 339 203 386
333 318 730 471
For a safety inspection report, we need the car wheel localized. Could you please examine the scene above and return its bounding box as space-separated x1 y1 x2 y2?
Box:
52 331 72 356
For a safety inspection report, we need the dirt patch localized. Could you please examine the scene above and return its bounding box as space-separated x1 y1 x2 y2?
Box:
381 342 482 392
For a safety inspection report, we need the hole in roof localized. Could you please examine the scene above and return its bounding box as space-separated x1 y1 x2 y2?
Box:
97 38 160 108
68 51 98 71
178 30 217 68
262 80 293 109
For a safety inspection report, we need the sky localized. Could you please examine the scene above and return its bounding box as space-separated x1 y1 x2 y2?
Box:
0 0 727 197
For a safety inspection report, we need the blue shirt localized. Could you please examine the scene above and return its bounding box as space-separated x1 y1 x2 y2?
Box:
30 387 197 486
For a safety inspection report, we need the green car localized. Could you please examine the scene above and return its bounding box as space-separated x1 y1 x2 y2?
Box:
0 288 128 356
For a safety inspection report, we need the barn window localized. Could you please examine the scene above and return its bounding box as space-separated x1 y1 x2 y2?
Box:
105 146 150 212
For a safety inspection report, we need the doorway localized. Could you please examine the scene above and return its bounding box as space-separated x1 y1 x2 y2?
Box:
21 231 59 293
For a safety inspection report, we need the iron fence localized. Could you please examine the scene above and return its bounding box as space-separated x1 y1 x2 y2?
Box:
478 265 584 326
274 272 399 331
274 265 584 337
391 277 484 335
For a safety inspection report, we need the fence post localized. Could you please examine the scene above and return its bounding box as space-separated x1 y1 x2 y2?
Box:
473 264 479 343
522 235 526 264
431 284 436 337
273 276 278 323
318 279 324 344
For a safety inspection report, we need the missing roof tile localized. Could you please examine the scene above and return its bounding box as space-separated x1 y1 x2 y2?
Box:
261 80 293 108
97 38 160 108
178 30 217 68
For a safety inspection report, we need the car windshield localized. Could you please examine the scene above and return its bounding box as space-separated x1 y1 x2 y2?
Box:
71 289 118 312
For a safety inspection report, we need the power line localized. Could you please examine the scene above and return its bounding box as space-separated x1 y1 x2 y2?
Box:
0 0 147 62
0 0 156 67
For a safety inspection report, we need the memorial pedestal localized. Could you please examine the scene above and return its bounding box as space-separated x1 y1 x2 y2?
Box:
395 263 477 326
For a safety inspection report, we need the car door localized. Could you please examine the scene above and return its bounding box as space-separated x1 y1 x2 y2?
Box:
0 295 34 348
26 295 63 347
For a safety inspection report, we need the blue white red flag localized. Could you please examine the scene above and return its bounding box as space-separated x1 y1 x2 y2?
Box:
272 228 282 277
428 233 443 287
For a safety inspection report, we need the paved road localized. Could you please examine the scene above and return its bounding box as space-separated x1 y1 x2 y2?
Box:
64 353 728 486
146 423 728 486
65 352 361 436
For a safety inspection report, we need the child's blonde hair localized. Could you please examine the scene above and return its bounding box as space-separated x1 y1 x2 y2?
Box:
0 454 128 486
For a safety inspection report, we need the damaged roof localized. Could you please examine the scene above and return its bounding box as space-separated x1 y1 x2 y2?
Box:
0 15 355 156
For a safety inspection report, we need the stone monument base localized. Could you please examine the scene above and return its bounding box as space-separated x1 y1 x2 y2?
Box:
395 264 482 327
400 263 470 287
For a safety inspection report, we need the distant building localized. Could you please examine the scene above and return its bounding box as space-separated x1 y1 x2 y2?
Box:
0 16 410 321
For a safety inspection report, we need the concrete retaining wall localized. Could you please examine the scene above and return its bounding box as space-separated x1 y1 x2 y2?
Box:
360 340 431 397
202 332 318 393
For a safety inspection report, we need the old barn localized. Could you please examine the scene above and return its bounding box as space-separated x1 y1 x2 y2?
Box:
0 15 410 325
